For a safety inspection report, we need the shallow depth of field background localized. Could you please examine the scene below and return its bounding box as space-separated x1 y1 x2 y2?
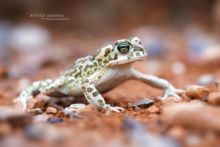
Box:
0 0 220 78
1 1 220 147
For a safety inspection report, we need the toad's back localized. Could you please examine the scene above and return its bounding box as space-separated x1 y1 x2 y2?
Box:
58 55 107 92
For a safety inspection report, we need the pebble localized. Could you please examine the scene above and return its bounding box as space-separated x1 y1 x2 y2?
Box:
46 107 58 114
28 108 43 115
0 106 31 127
207 92 220 105
147 106 160 114
48 118 63 123
197 74 215 86
63 103 86 115
129 98 154 109
69 112 85 120
27 99 45 110
25 123 67 143
122 117 179 147
168 126 186 140
33 114 49 123
161 97 182 106
162 101 220 132
25 124 44 140
185 85 209 100
0 106 24 120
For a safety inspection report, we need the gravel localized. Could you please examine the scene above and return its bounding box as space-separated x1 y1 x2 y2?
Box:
162 101 220 132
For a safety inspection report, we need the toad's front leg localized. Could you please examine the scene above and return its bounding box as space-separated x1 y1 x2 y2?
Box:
130 68 184 99
82 84 124 112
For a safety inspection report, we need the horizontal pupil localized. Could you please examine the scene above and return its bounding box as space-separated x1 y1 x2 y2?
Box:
119 48 128 53
119 45 128 48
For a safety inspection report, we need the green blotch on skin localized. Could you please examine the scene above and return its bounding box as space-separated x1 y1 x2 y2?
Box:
108 55 113 61
98 99 104 106
94 62 98 66
92 91 99 97
84 79 89 83
136 52 140 56
114 53 118 60
85 65 89 70
87 87 93 92
134 48 143 51
98 59 102 66
104 48 111 57
89 64 95 68
74 74 79 78
103 60 108 64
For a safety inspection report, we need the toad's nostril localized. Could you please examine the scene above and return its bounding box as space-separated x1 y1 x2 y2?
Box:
133 47 143 51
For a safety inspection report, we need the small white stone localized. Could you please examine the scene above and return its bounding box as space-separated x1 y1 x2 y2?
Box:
46 107 57 114
63 104 86 115
197 74 215 86
33 114 49 123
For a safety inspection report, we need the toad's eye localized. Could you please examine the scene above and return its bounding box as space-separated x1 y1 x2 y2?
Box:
117 41 131 54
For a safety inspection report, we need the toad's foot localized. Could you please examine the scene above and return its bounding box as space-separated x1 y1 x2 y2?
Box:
63 104 124 115
104 104 125 112
82 84 125 113
161 86 185 100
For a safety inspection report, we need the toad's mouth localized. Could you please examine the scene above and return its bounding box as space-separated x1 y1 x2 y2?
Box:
107 54 147 67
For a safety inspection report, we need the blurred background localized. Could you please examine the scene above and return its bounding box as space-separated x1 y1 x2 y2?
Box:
1 1 220 147
0 0 220 79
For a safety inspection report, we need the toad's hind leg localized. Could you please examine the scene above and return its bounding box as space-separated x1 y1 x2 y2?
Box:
14 78 65 110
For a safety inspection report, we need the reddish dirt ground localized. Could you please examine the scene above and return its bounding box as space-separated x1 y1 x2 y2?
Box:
0 34 220 147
